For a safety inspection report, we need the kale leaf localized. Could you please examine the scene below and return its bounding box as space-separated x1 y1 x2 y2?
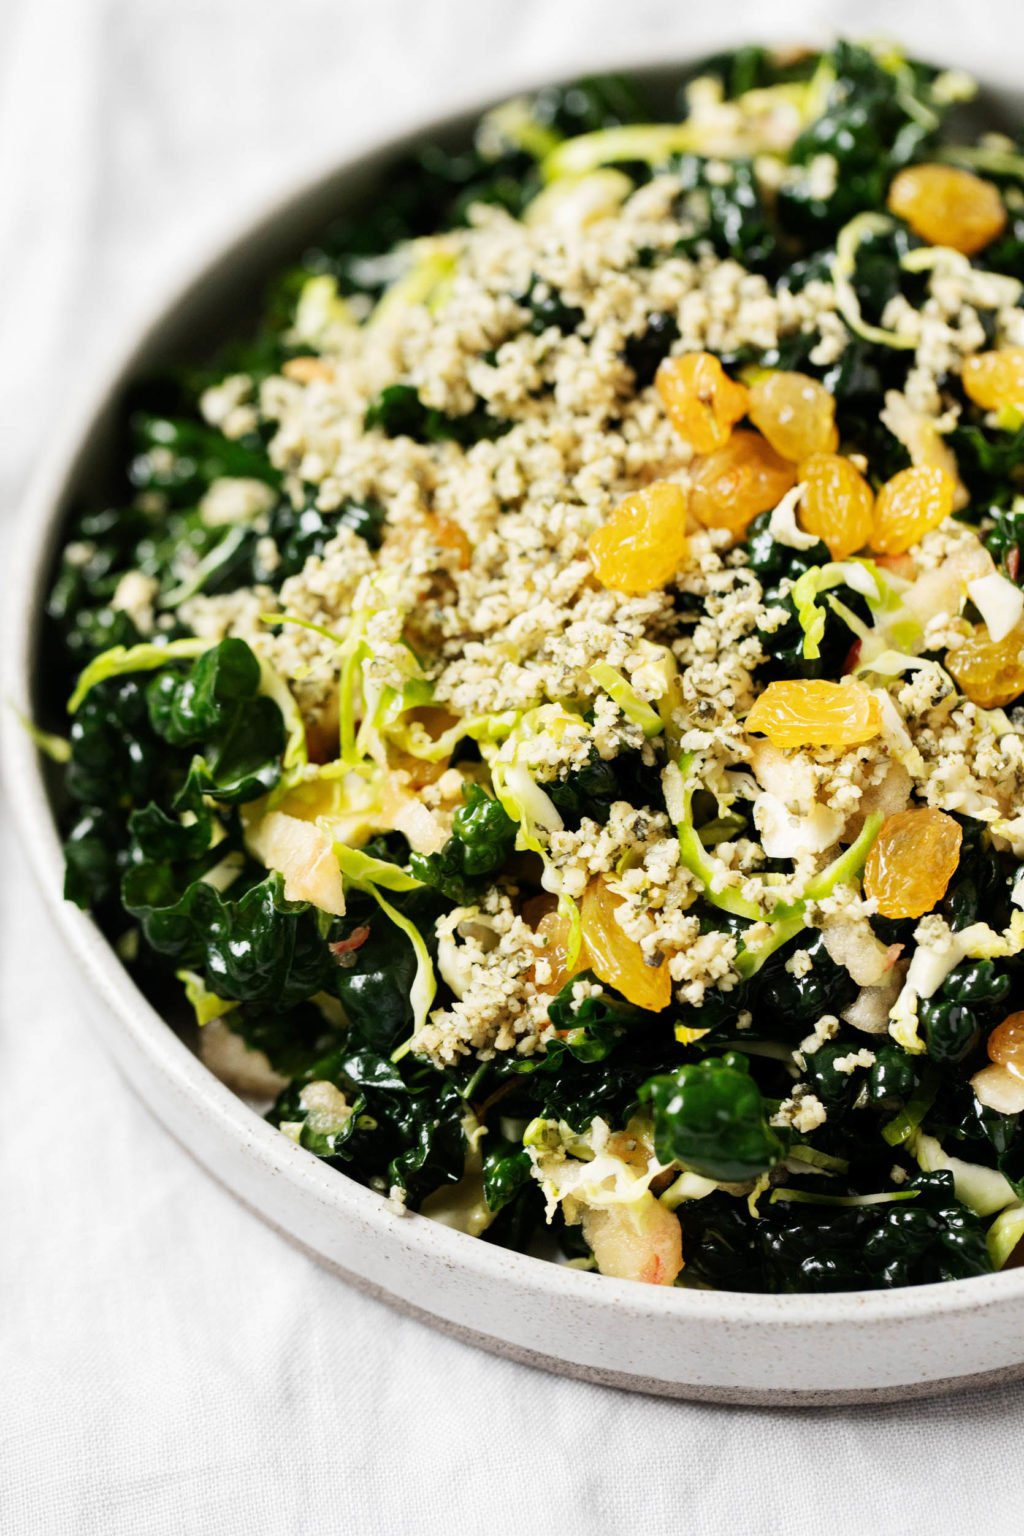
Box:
63 674 193 906
920 961 1012 1065
675 156 776 271
642 1052 785 1182
329 887 450 1053
682 1171 992 1292
783 42 940 235
128 411 279 506
623 313 680 388
744 931 858 1035
123 870 334 1011
146 638 285 803
482 1133 534 1214
269 1047 468 1204
364 383 507 445
545 747 665 829
409 783 516 903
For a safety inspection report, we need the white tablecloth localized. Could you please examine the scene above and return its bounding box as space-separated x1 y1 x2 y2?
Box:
4 2 1024 1531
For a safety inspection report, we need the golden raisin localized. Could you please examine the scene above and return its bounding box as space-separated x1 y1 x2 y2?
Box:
385 708 461 787
588 481 689 594
799 453 875 559
656 352 749 453
962 348 1024 415
689 430 797 535
427 514 472 569
526 899 588 997
747 372 838 461
887 163 1006 255
383 513 470 569
744 679 883 749
870 465 956 555
580 877 671 1013
946 620 1024 708
988 1012 1024 1081
863 807 963 919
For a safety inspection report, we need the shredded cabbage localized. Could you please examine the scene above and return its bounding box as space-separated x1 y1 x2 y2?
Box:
588 661 663 737
525 170 633 230
735 812 884 978
333 845 437 1060
369 238 458 327
16 711 71 763
832 213 917 350
68 637 209 712
910 1131 1017 1216
790 559 882 660
288 274 354 347
987 1203 1024 1269
476 96 562 161
177 969 239 1027
524 1115 669 1224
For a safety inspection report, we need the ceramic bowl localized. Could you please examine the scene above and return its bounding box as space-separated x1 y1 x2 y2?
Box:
7 58 1024 1406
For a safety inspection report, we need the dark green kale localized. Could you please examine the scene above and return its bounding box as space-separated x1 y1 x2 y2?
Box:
265 493 386 579
364 383 508 445
123 870 335 1011
623 313 680 388
47 505 150 664
940 820 1018 934
950 421 1024 505
269 1047 468 1204
482 1132 534 1214
537 1059 657 1136
847 223 923 332
920 961 1012 1065
128 411 279 506
744 932 858 1035
68 643 323 1013
63 674 193 906
697 45 819 101
983 502 1024 578
642 1053 785 1182
145 638 284 803
800 1041 864 1112
328 887 450 1054
782 41 941 237
767 1172 991 1291
682 1172 992 1292
518 278 584 336
545 747 665 829
533 74 650 137
866 1044 923 1111
225 1001 348 1082
63 805 133 911
744 516 869 682
745 512 830 587
409 783 516 903
926 1079 1024 1194
675 156 776 272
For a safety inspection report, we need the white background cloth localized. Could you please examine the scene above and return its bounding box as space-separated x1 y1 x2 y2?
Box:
4 2 1024 1531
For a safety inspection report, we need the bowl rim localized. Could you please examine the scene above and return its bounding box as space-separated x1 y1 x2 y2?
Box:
6 52 1024 1332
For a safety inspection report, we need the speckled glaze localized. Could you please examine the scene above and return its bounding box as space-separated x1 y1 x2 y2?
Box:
8 58 1024 1405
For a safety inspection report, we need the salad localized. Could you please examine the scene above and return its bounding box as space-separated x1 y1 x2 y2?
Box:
44 42 1024 1291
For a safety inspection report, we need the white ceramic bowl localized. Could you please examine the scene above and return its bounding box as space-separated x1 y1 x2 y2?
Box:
7 62 1024 1406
